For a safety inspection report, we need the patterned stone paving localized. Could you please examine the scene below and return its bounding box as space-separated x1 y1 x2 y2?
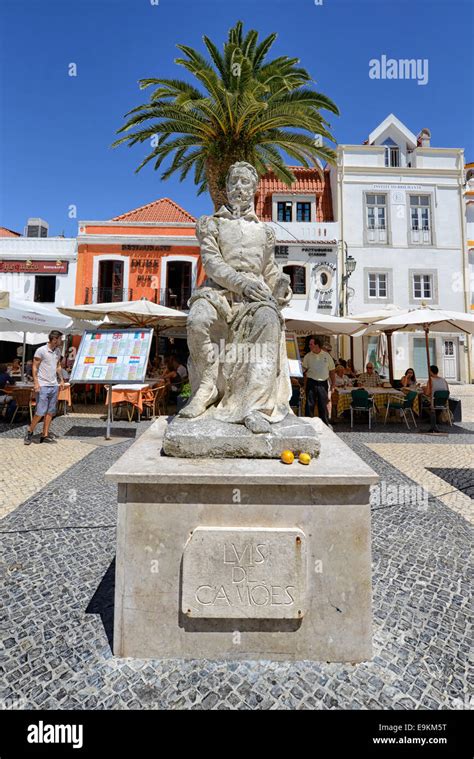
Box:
365 444 474 524
0 412 472 710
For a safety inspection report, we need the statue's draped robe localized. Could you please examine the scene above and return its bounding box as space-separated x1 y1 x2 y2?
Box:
188 206 292 424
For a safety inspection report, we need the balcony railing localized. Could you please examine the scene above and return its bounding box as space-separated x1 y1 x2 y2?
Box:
82 286 192 309
84 287 134 305
153 289 192 311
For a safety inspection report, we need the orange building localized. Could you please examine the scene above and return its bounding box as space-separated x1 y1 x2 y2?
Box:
75 198 202 309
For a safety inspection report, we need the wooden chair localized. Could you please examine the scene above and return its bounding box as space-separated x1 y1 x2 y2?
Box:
9 388 35 424
142 385 168 420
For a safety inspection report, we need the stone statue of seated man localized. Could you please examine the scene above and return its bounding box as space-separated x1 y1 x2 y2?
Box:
179 161 293 434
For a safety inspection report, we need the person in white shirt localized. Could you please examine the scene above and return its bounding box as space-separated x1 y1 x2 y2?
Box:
24 331 64 445
302 337 335 425
422 365 449 404
334 364 350 388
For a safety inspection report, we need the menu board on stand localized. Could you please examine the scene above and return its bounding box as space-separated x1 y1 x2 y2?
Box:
70 328 154 438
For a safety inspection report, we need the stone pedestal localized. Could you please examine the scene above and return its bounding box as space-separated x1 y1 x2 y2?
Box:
163 413 320 458
105 417 378 662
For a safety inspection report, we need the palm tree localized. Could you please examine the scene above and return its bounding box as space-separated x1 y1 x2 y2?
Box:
113 21 339 209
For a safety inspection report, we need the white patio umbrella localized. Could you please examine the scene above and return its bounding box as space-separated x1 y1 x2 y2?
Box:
375 306 474 335
0 296 73 333
350 304 404 324
0 295 99 378
374 306 474 430
0 296 76 379
282 307 363 336
0 330 51 345
350 305 405 383
57 298 187 330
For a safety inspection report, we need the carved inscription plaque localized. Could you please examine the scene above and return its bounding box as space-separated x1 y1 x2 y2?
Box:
182 527 307 619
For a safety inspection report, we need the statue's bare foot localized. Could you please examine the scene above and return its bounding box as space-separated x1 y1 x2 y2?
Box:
244 411 271 434
178 387 218 419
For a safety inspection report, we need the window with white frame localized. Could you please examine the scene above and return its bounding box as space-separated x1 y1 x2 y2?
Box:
383 138 400 167
410 195 432 244
365 194 387 243
413 273 432 300
368 272 387 299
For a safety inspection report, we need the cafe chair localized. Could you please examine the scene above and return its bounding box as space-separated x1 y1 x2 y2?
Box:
9 388 35 425
432 390 453 426
350 388 375 430
142 385 167 420
384 390 418 429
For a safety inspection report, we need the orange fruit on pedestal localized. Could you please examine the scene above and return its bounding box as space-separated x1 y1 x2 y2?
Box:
299 452 311 465
280 450 295 464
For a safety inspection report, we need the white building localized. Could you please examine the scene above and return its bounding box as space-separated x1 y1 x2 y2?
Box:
0 218 77 307
332 114 470 381
465 162 474 375
256 167 340 319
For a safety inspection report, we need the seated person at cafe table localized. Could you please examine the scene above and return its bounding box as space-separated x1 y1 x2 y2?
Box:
60 357 70 381
25 360 34 381
357 362 382 388
7 358 22 377
24 330 64 445
401 367 417 388
147 355 162 378
421 365 449 406
334 364 350 388
344 359 357 378
162 354 188 398
0 363 17 421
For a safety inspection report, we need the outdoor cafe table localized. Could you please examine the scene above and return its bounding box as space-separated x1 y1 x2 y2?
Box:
3 382 72 416
105 384 153 417
4 382 72 405
335 387 420 417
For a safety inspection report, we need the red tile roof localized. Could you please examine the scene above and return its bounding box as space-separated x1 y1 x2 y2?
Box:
112 197 196 223
256 166 333 222
0 226 21 237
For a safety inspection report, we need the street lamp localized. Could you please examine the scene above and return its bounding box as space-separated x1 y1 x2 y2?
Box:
339 243 357 316
345 255 356 277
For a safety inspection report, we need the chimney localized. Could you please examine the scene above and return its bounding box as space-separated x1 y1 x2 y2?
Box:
417 128 431 148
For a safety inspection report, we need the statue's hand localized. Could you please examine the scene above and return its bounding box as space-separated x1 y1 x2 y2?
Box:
273 273 292 305
243 281 272 302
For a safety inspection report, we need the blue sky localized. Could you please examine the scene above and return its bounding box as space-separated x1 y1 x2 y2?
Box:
0 0 472 236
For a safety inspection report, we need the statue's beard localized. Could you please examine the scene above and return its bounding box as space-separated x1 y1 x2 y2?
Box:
228 196 253 217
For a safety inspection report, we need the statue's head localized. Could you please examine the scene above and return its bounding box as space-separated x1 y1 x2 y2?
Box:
226 162 258 207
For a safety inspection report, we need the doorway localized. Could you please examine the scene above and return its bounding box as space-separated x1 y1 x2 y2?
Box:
413 337 436 380
166 261 192 310
442 339 458 381
34 275 56 303
98 260 124 303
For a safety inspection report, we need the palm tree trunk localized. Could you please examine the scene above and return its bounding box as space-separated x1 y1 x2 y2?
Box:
205 156 237 210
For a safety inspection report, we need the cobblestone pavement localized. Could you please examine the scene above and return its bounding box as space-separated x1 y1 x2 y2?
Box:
0 412 472 711
365 444 474 524
448 384 474 423
0 436 101 521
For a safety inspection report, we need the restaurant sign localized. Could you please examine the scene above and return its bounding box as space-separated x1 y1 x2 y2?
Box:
0 260 69 274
